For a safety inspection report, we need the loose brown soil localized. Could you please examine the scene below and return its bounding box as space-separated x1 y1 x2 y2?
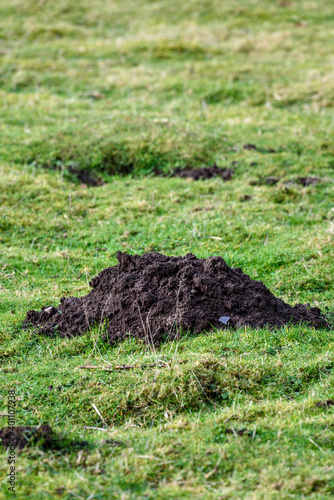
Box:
1 425 57 450
0 424 88 451
23 252 327 346
243 144 276 153
249 177 280 186
243 144 258 150
169 164 233 180
68 167 104 187
296 177 320 186
315 399 334 408
265 177 279 185
240 195 252 202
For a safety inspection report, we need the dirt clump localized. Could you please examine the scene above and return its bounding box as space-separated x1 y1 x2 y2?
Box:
1 424 57 451
23 252 327 346
296 177 320 186
68 166 104 187
249 177 279 186
170 164 233 181
315 399 334 409
240 195 252 202
0 424 88 451
265 176 279 185
243 144 276 153
243 144 257 151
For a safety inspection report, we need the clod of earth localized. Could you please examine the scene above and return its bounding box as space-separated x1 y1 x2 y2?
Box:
0 424 88 451
296 177 320 186
23 252 327 345
250 177 280 186
315 399 334 408
266 177 279 185
243 144 276 153
240 195 252 202
169 164 233 181
68 166 104 187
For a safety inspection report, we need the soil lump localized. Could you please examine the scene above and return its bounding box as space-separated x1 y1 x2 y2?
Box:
170 164 233 181
296 177 320 186
0 424 89 451
1 425 58 451
23 252 327 345
68 166 104 187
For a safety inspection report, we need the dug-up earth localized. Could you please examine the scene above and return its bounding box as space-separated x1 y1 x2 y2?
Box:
0 425 89 452
24 252 327 345
169 164 234 181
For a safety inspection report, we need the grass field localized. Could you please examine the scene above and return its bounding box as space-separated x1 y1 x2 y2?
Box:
1 0 334 498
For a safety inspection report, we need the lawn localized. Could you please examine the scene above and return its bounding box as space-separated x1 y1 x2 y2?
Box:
0 0 334 498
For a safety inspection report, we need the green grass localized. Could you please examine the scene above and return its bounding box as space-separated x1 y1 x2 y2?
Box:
1 0 334 498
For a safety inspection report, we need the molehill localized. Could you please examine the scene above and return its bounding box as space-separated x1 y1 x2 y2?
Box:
170 164 233 180
24 252 327 345
0 424 89 451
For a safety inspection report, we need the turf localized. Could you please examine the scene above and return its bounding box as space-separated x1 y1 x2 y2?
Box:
0 0 334 498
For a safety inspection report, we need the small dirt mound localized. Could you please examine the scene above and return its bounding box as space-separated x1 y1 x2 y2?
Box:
0 424 88 451
315 399 334 408
1 425 56 451
296 177 320 186
170 164 233 181
68 167 104 187
23 252 327 345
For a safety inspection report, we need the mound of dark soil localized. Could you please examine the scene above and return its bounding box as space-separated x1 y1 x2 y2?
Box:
23 252 327 346
243 144 276 153
0 424 88 451
315 399 334 408
250 176 280 186
68 166 104 187
296 177 320 186
170 164 233 181
243 143 258 150
1 425 56 451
